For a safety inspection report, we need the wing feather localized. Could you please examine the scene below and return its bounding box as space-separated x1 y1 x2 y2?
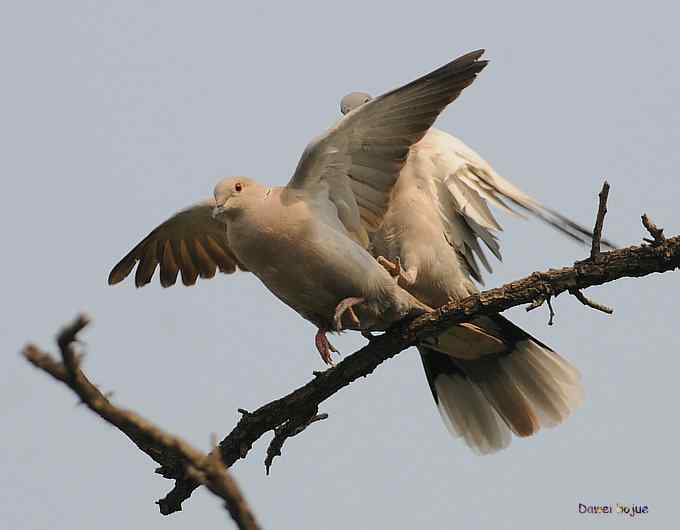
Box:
108 199 241 288
159 240 180 287
417 129 615 278
288 50 488 244
191 239 217 279
178 240 199 286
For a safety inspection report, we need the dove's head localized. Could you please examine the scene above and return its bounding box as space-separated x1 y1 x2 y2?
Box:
340 92 372 115
212 176 263 220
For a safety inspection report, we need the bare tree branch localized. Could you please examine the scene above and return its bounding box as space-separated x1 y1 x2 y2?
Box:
157 213 680 515
23 317 262 530
23 200 680 518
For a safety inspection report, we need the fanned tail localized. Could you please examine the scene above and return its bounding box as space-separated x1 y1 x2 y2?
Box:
419 314 583 454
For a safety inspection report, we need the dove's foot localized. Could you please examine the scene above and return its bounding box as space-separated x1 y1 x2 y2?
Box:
377 256 416 288
333 296 364 331
315 328 339 366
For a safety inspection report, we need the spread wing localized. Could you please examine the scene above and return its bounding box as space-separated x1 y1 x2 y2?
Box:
422 129 616 280
288 50 488 247
108 199 244 288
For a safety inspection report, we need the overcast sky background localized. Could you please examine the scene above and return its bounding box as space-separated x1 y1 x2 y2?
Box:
2 1 679 529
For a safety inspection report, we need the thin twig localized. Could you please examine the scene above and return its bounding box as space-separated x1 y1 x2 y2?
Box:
525 295 555 325
524 273 555 325
546 296 556 326
642 213 665 246
569 289 614 315
591 181 610 260
265 411 328 475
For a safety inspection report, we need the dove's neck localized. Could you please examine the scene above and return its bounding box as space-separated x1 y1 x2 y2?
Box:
226 187 310 265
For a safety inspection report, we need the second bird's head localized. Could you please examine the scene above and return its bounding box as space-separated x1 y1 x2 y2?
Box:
212 176 261 220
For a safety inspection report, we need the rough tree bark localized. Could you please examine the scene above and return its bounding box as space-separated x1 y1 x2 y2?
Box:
22 187 679 524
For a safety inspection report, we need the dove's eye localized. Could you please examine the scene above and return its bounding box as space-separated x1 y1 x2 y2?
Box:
235 182 243 192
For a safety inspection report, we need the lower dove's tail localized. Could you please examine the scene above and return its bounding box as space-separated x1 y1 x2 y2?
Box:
419 314 583 454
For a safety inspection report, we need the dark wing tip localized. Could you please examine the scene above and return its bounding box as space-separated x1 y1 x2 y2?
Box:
457 49 486 62
542 206 618 250
108 257 136 286
454 49 488 69
438 51 488 81
159 277 176 288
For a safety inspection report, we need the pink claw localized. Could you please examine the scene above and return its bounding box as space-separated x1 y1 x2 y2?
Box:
315 328 339 366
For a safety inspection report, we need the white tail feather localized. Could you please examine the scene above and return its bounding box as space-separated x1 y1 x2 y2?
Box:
429 338 583 454
434 374 512 455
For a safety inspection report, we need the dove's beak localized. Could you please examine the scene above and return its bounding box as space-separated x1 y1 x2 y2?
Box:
212 204 227 219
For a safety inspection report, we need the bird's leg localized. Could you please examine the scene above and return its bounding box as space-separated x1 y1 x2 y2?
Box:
333 296 364 331
377 256 416 288
315 328 339 366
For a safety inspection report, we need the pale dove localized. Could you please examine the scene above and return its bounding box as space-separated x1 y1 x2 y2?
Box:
109 50 487 365
340 92 608 454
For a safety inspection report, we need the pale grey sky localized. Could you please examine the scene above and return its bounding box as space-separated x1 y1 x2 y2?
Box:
2 1 679 529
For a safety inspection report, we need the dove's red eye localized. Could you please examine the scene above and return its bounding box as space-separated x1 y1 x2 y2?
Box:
235 182 243 192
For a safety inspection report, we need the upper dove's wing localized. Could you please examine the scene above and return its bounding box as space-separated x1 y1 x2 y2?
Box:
421 129 616 280
108 199 244 288
288 50 488 247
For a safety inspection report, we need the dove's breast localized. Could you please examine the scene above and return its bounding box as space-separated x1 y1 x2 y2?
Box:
226 191 396 328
